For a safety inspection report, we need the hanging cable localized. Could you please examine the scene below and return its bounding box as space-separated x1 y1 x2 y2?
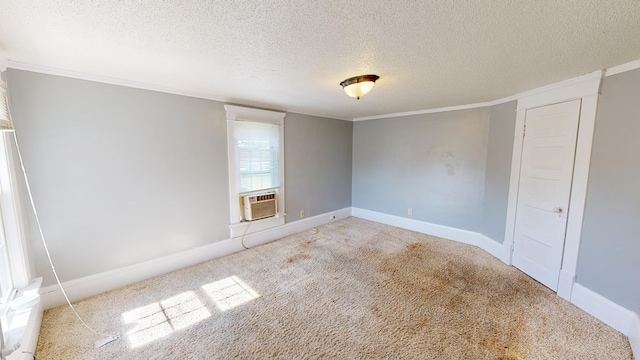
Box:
3 78 119 347
10 131 118 343
240 220 253 249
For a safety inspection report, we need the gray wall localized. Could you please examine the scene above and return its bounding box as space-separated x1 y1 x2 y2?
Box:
481 101 517 243
352 108 490 232
285 113 352 222
8 70 229 287
576 68 640 313
7 70 353 286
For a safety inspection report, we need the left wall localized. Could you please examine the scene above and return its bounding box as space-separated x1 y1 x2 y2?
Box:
8 69 230 288
6 69 353 288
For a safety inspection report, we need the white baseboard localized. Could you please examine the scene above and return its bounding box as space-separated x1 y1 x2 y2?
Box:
40 207 350 309
477 234 508 263
240 207 351 249
352 207 480 245
351 207 507 264
570 283 635 335
629 313 640 359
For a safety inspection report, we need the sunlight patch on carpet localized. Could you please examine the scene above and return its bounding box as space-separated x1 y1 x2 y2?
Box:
201 276 260 311
122 290 211 348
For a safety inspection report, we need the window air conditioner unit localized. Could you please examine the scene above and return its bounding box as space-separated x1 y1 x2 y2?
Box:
242 191 277 221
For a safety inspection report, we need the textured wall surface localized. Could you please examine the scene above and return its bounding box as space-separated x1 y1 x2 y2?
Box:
481 101 517 243
285 113 352 222
352 108 490 232
577 69 640 313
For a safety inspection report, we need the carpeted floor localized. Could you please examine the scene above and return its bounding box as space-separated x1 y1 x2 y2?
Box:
36 217 633 359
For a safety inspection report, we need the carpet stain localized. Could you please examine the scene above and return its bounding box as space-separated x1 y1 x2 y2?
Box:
302 239 315 246
286 252 310 263
289 238 319 263
373 238 533 359
36 217 633 360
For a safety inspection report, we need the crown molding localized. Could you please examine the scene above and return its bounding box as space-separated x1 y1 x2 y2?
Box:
352 92 519 122
354 71 602 121
353 102 494 121
6 58 640 123
605 59 640 77
490 93 519 106
351 61 640 121
6 60 353 122
7 60 231 103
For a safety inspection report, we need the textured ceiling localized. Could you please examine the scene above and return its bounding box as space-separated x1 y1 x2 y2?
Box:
1 1 639 120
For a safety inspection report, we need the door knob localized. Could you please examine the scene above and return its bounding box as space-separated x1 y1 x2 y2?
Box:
553 207 563 213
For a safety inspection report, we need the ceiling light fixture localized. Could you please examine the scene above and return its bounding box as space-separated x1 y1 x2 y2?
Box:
339 74 379 100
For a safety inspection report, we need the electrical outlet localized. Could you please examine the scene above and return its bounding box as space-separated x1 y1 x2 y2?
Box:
408 208 413 216
300 210 305 218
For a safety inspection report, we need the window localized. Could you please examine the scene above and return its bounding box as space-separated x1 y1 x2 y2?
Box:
0 80 13 308
236 121 280 193
0 77 33 315
225 105 285 238
0 76 41 356
0 78 15 348
0 229 13 305
0 218 13 348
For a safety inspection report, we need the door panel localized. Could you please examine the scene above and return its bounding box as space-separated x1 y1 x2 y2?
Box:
512 100 581 290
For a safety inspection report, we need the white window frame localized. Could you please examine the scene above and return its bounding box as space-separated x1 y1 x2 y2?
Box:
0 217 13 307
0 75 41 357
0 132 32 291
0 130 35 352
225 105 286 238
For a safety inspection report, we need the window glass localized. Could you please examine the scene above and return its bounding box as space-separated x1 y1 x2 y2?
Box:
235 121 280 193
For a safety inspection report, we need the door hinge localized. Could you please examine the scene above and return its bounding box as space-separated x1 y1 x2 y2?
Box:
523 124 526 137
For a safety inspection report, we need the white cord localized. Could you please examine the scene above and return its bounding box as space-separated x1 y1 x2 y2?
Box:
240 220 252 249
10 131 116 339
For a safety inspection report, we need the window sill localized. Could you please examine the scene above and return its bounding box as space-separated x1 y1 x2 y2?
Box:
229 214 285 239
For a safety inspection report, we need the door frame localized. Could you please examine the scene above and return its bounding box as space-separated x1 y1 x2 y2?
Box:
503 70 603 301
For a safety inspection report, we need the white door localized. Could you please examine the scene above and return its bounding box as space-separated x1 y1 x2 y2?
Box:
512 99 581 291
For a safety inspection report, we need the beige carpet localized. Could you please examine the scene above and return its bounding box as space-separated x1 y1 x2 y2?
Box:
37 217 633 359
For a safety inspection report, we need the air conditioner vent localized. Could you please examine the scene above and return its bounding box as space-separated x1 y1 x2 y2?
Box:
242 191 277 221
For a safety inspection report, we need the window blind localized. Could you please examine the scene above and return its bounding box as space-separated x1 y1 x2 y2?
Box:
234 121 280 193
0 80 10 129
